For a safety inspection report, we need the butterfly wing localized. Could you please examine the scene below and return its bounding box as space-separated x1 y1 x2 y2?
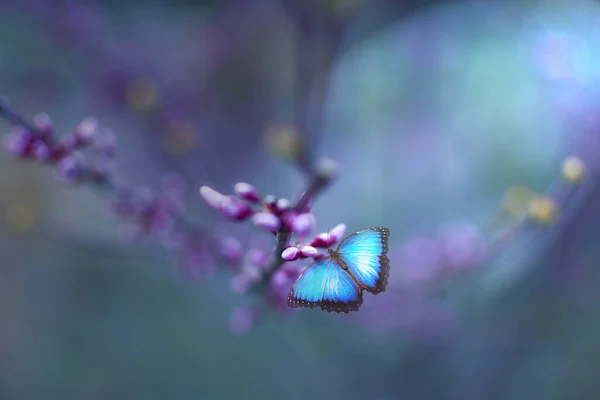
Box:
287 258 363 313
337 227 390 294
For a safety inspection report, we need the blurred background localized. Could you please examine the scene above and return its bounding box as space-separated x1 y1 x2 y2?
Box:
1 0 600 399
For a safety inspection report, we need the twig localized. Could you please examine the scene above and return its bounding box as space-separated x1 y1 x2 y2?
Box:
0 100 206 241
263 170 333 282
258 5 343 281
0 98 39 133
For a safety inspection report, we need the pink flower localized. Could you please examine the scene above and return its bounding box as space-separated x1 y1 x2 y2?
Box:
234 182 260 203
282 246 299 261
252 212 280 232
199 186 253 221
290 213 316 235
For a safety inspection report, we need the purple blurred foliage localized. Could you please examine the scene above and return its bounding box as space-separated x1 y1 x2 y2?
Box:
229 305 259 334
268 263 304 312
175 234 217 279
353 223 486 338
358 287 458 341
1 110 114 185
0 99 215 292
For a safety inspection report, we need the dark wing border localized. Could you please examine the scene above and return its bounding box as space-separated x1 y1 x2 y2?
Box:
286 259 365 313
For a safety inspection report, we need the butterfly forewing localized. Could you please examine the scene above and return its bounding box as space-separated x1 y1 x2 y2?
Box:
286 258 363 313
336 227 390 294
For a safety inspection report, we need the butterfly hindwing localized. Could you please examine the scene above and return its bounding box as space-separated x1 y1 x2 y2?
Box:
286 258 363 313
337 227 390 294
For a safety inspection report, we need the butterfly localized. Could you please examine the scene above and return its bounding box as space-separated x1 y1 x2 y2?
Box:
286 227 390 313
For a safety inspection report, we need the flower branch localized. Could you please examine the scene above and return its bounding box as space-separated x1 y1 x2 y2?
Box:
199 155 340 282
0 99 217 278
266 158 339 279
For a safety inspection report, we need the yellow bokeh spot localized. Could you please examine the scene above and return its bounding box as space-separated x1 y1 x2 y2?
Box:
6 203 36 234
502 185 535 216
528 196 557 224
263 123 302 160
562 156 585 184
126 79 159 113
164 120 197 155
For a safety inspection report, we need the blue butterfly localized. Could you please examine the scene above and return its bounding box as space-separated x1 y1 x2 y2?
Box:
286 227 390 313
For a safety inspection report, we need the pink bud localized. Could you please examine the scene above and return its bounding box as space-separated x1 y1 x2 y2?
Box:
329 223 347 244
291 213 316 235
252 212 280 231
200 187 252 220
33 113 53 137
282 246 299 261
300 245 318 257
56 155 83 183
31 141 50 161
75 117 97 143
309 234 330 248
3 127 32 156
220 196 253 220
199 186 224 209
263 195 277 212
34 113 51 128
310 223 346 247
275 198 290 213
234 182 260 203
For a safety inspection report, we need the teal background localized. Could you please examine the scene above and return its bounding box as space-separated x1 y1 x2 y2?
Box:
2 0 600 399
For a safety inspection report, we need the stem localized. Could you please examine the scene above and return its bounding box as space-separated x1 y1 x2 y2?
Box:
256 6 343 283
289 10 343 176
0 99 41 133
262 157 334 283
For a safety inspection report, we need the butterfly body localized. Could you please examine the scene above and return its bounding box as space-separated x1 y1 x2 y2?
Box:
286 227 390 313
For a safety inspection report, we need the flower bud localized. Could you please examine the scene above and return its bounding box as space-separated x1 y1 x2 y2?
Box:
329 223 347 244
299 245 318 258
33 113 53 137
290 213 316 235
200 186 253 221
282 246 299 261
56 155 84 183
3 127 32 156
74 117 98 144
275 198 290 214
252 212 280 232
31 141 50 161
234 182 260 203
220 196 253 221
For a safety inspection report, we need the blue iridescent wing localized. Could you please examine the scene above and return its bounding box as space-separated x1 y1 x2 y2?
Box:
286 258 363 313
337 227 390 294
